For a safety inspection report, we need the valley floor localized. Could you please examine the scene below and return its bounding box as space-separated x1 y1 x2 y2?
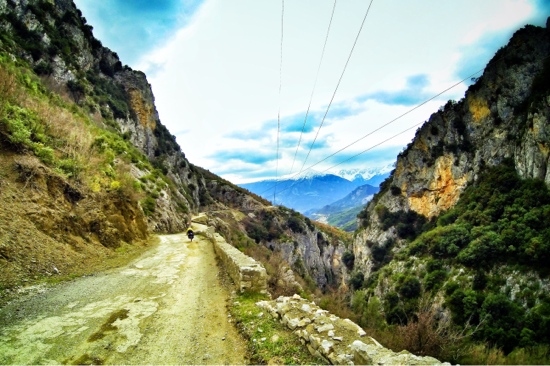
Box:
0 232 247 364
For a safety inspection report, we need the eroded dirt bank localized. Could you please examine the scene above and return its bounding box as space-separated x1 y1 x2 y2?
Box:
0 232 247 364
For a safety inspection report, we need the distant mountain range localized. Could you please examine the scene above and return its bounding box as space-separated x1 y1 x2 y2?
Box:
238 167 391 214
305 183 380 231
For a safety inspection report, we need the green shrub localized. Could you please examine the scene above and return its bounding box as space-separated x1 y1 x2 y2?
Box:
479 293 524 354
349 271 364 290
398 276 421 299
424 269 447 291
141 196 156 216
342 251 355 270
287 216 304 233
32 143 55 164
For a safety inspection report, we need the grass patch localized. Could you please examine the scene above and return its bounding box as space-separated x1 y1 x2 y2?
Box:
230 292 327 365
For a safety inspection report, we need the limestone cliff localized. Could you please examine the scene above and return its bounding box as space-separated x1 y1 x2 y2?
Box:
354 20 550 274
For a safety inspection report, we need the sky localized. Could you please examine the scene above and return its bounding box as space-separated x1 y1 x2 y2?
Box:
73 0 550 184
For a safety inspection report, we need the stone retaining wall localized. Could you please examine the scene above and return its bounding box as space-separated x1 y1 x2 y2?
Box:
257 295 449 365
212 233 268 294
194 216 268 294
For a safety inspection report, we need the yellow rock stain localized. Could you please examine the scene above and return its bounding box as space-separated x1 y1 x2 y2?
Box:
408 155 469 218
128 89 155 129
468 95 490 123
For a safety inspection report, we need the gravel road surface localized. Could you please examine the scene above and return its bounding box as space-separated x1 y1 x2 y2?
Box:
0 230 248 364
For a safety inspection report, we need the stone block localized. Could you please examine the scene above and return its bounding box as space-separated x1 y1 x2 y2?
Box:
349 340 374 365
309 334 322 350
320 339 334 354
260 296 448 365
316 323 334 333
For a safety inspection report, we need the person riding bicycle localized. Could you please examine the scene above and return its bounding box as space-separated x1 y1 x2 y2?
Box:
186 228 194 242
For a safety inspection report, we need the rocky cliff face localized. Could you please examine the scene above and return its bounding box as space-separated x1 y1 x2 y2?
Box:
196 168 351 293
353 21 550 275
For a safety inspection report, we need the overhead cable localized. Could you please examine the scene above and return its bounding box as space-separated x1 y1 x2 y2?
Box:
288 0 337 175
298 0 375 175
258 65 486 197
280 53 550 192
274 0 285 203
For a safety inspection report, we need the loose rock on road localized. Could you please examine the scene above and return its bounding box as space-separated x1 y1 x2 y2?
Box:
0 228 248 364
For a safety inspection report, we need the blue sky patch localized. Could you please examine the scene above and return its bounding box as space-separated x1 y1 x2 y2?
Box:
356 74 431 106
74 0 205 65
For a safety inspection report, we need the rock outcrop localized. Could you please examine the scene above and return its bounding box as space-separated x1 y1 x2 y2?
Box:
354 20 550 275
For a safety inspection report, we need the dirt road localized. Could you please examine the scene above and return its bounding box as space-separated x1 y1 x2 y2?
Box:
0 229 248 364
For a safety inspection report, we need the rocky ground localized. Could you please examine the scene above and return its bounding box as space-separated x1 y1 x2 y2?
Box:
0 232 248 364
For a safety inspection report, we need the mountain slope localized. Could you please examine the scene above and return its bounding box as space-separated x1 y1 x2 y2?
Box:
305 183 379 231
0 0 353 296
240 173 353 212
346 20 550 361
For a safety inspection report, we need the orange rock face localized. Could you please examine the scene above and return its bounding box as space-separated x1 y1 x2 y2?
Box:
408 155 469 218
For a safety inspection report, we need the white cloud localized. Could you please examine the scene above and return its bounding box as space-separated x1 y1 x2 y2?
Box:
129 0 544 183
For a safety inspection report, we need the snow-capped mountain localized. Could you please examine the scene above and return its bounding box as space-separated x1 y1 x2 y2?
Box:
331 164 394 184
238 167 390 213
239 171 356 213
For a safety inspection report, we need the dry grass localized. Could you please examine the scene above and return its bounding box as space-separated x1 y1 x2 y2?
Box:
0 64 18 116
230 292 328 365
313 220 353 243
0 57 153 294
460 343 550 365
0 151 154 292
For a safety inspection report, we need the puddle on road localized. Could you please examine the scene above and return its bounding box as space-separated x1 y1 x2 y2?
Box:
0 233 208 364
88 309 129 341
0 295 159 364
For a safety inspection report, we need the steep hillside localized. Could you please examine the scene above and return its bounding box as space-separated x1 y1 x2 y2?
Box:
0 0 354 298
346 19 550 362
193 166 353 295
0 0 201 231
0 0 204 288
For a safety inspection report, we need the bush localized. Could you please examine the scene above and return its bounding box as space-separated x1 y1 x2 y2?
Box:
141 196 156 216
33 143 55 164
479 293 524 354
349 271 364 290
377 206 428 240
398 276 421 299
342 251 355 270
287 216 304 233
424 269 447 291
411 224 471 258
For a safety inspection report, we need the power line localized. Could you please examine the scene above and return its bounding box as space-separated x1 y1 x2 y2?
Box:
274 0 285 203
298 0 374 175
284 53 550 188
259 20 547 200
288 0 337 175
258 65 486 198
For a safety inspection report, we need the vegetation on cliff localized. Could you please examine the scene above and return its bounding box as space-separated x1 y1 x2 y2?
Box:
0 0 198 289
348 21 550 364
